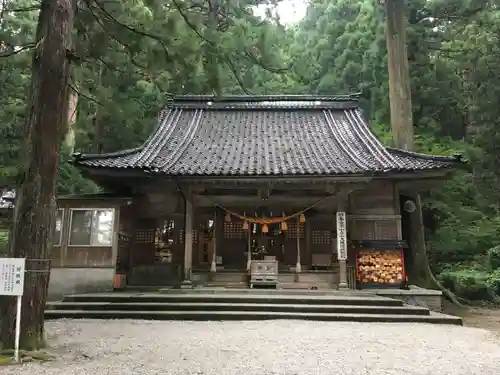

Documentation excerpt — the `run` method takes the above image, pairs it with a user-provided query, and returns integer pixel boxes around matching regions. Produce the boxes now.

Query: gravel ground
[1,319,500,375]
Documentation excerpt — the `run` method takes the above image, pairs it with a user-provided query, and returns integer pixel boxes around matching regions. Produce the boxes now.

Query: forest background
[1,0,500,301]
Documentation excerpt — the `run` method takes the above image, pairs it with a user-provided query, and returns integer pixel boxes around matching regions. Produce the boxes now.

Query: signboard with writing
[336,212,347,261]
[0,258,25,296]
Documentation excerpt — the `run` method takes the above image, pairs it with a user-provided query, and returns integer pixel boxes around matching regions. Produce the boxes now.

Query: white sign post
[0,258,26,363]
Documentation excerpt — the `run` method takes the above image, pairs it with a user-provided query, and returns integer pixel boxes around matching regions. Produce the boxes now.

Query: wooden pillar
[181,196,193,288]
[111,207,121,270]
[246,226,252,271]
[295,217,301,273]
[210,209,217,273]
[336,207,348,289]
[305,220,311,267]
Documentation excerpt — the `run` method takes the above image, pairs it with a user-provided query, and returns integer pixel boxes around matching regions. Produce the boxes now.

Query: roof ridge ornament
[167,94,362,110]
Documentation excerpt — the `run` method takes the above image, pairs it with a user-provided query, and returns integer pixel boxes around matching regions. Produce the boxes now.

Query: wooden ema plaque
[355,248,406,289]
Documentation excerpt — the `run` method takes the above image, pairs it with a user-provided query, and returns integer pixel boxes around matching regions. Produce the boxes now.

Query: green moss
[0,355,13,366]
[17,335,46,352]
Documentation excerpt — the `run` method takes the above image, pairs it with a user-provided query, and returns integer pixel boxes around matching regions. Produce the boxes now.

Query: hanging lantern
[281,221,288,231]
[242,212,249,231]
[225,212,232,222]
[299,213,306,224]
[262,224,269,233]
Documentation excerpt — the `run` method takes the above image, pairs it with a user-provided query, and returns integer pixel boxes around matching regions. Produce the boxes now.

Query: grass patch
[0,349,54,365]
[0,355,13,366]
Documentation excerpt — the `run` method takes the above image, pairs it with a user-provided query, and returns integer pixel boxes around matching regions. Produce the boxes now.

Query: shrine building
[46,95,462,298]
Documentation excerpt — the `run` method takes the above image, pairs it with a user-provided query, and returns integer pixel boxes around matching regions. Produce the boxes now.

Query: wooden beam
[196,195,340,209]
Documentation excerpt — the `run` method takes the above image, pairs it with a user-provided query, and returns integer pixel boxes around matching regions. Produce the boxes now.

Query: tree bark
[384,1,463,305]
[204,0,221,95]
[384,0,431,286]
[65,86,78,153]
[385,0,414,151]
[0,0,74,350]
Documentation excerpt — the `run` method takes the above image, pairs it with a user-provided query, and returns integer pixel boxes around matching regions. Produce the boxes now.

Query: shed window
[69,209,114,246]
[54,209,63,246]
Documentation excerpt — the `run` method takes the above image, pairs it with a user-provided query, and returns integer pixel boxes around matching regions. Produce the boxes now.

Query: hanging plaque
[336,212,347,260]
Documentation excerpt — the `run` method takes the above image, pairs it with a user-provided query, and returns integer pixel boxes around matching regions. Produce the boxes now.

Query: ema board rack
[352,240,407,289]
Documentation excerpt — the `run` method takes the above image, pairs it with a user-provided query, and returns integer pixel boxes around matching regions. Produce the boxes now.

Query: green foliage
[0,231,8,257]
[439,270,492,301]
[57,148,100,195]
[439,269,500,301]
[2,0,500,302]
[487,246,500,270]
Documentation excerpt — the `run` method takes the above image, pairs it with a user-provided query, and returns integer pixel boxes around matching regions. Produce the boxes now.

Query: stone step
[157,287,358,295]
[46,301,430,315]
[61,293,405,306]
[278,282,311,289]
[44,309,462,325]
[204,281,248,288]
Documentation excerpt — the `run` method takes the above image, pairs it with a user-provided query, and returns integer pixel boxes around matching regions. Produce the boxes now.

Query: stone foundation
[374,286,443,312]
[48,267,115,301]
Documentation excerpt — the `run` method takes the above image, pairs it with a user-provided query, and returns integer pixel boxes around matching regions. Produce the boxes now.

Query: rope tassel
[281,221,288,231]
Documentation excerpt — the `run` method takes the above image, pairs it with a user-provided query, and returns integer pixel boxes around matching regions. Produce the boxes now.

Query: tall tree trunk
[93,62,105,153]
[384,1,463,305]
[65,86,78,153]
[384,0,431,286]
[0,0,74,350]
[385,0,414,150]
[204,0,221,95]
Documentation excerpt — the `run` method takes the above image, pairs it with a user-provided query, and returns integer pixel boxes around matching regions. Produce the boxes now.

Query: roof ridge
[159,109,204,172]
[73,105,461,176]
[347,109,401,167]
[134,108,183,167]
[73,146,143,161]
[385,147,464,163]
[171,94,361,102]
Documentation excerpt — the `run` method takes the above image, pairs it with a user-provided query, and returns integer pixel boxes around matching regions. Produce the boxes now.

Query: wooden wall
[53,198,128,268]
[49,180,404,272]
[346,181,402,264]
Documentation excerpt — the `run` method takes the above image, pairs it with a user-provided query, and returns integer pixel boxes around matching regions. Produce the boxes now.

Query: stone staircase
[45,290,463,325]
[201,272,248,288]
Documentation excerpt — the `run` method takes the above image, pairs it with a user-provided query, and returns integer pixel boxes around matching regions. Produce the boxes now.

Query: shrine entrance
[249,223,285,263]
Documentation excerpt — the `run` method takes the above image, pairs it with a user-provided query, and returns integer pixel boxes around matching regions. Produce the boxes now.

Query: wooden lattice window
[154,220,178,247]
[135,229,155,244]
[351,220,399,240]
[312,229,332,245]
[286,223,305,239]
[375,220,398,240]
[179,229,199,244]
[223,222,244,239]
[355,221,375,240]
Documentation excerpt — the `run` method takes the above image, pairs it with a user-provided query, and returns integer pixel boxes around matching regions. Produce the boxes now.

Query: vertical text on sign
[336,212,347,261]
[0,258,26,296]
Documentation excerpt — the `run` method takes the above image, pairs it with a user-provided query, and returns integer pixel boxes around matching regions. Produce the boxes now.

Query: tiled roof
[73,95,461,176]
